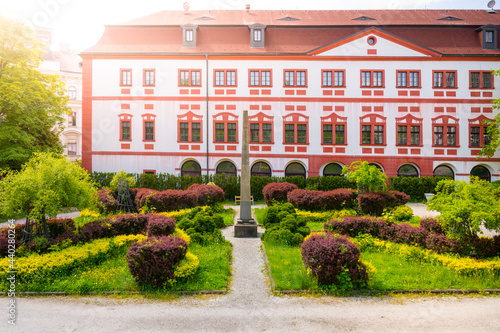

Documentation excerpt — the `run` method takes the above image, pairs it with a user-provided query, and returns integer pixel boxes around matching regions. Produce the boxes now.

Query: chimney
[246,4,250,12]
[183,2,190,15]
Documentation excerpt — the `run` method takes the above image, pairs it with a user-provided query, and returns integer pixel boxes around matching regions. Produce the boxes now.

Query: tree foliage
[342,161,387,193]
[480,69,500,158]
[427,177,500,239]
[110,170,137,191]
[0,152,98,220]
[0,14,70,170]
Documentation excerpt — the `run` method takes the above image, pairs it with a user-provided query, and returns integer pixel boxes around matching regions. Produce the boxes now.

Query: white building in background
[37,29,83,162]
[81,8,500,181]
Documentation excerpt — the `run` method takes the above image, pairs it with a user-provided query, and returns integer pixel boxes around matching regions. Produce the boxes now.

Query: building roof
[82,10,500,56]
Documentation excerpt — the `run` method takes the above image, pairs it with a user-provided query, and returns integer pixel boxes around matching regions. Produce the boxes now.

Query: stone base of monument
[234,219,258,237]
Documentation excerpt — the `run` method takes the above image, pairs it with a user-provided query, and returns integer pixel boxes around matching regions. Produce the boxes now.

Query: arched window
[68,86,77,100]
[251,161,271,177]
[285,162,306,178]
[216,161,237,177]
[323,163,343,177]
[471,165,491,182]
[398,164,418,177]
[181,160,201,177]
[369,163,383,172]
[433,165,454,179]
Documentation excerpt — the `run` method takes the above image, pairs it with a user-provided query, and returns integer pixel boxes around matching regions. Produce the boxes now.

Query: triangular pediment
[308,27,441,57]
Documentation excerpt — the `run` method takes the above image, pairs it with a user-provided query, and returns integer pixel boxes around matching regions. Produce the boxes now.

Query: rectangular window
[323,124,332,144]
[254,29,261,42]
[374,125,384,144]
[122,121,131,140]
[144,70,155,86]
[215,71,225,86]
[250,123,260,142]
[186,29,193,42]
[180,70,201,86]
[285,124,295,143]
[486,31,494,43]
[447,126,456,146]
[215,123,225,142]
[334,71,344,87]
[70,112,76,127]
[362,125,371,144]
[397,125,407,145]
[192,122,201,142]
[215,70,236,86]
[145,121,154,141]
[335,125,345,144]
[68,143,77,156]
[434,71,456,88]
[411,126,420,145]
[397,71,420,88]
[397,72,407,87]
[180,123,189,141]
[470,127,480,147]
[250,71,260,86]
[409,72,419,87]
[361,71,371,87]
[297,124,306,143]
[361,70,383,87]
[227,123,237,142]
[483,73,492,88]
[471,72,480,88]
[250,70,271,87]
[323,71,332,87]
[121,70,131,86]
[470,71,492,89]
[226,71,236,86]
[284,70,307,87]
[262,123,272,143]
[434,126,443,146]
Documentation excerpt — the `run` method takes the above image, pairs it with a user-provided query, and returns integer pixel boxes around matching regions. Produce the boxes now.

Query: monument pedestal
[234,221,258,237]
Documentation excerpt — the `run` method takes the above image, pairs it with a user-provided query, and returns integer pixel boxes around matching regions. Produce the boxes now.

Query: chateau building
[81,8,500,181]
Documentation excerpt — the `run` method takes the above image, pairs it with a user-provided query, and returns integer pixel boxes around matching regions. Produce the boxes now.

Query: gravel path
[1,206,500,332]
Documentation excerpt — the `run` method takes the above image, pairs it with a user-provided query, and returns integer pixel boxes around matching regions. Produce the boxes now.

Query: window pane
[254,29,261,42]
[250,123,259,142]
[485,31,494,43]
[262,123,272,142]
[335,125,345,144]
[373,72,383,87]
[227,123,237,142]
[434,165,454,178]
[145,121,154,140]
[122,121,130,140]
[192,71,200,86]
[145,70,154,86]
[398,125,407,145]
[297,124,306,143]
[470,72,479,88]
[470,127,480,146]
[192,122,201,142]
[398,165,418,177]
[215,123,225,142]
[226,71,236,86]
[334,71,344,87]
[409,72,419,87]
[434,126,443,145]
[186,30,193,42]
[447,126,456,146]
[434,72,443,87]
[180,71,189,86]
[250,71,259,86]
[374,125,384,144]
[483,72,492,88]
[323,71,332,87]
[362,125,371,144]
[397,72,407,87]
[324,163,342,176]
[122,70,131,85]
[296,71,306,86]
[285,124,294,143]
[362,71,371,87]
[262,71,271,86]
[180,122,189,141]
[215,71,224,86]
[411,126,420,145]
[285,71,294,86]
[446,72,455,88]
[323,124,332,144]
[251,162,271,177]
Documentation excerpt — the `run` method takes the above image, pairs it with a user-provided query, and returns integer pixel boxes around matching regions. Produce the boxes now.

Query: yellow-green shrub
[173,251,199,282]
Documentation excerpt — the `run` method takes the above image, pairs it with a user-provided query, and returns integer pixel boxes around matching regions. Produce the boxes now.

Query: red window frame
[177,111,203,143]
[469,70,494,89]
[248,69,273,87]
[432,115,460,147]
[283,69,308,88]
[396,70,421,88]
[321,70,346,88]
[360,114,387,146]
[432,70,457,89]
[320,113,347,145]
[283,113,309,145]
[360,70,385,88]
[212,112,239,143]
[213,69,238,87]
[120,69,132,87]
[143,170,157,175]
[468,115,492,147]
[395,114,423,146]
[143,69,155,87]
[248,112,274,144]
[119,114,133,141]
[178,69,202,87]
[142,114,156,142]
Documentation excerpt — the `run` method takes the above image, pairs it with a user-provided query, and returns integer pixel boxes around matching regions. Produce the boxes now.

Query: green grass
[14,241,232,293]
[264,241,500,292]
[220,208,235,226]
[254,208,266,225]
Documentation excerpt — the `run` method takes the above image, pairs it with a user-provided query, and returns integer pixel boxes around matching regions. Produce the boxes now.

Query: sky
[0,0,493,52]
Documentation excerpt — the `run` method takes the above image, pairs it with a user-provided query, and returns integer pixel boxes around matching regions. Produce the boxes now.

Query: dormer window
[181,24,198,48]
[249,23,266,48]
[477,25,499,50]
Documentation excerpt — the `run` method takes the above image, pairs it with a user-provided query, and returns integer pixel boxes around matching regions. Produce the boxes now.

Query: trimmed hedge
[97,189,119,213]
[147,215,176,237]
[262,182,298,206]
[357,191,409,216]
[389,176,449,201]
[187,183,225,206]
[287,188,356,211]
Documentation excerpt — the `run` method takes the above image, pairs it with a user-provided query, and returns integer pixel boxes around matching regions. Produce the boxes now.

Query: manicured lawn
[263,241,500,292]
[254,208,266,225]
[12,241,232,294]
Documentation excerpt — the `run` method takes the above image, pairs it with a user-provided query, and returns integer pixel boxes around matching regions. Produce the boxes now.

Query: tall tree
[0,14,69,170]
[480,69,500,158]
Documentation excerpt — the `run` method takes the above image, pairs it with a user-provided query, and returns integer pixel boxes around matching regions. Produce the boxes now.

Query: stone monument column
[234,110,258,237]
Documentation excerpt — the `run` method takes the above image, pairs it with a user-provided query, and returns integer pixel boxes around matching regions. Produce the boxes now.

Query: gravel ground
[1,206,499,332]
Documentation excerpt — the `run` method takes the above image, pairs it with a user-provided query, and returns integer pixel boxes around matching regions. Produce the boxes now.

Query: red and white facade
[81,9,500,181]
